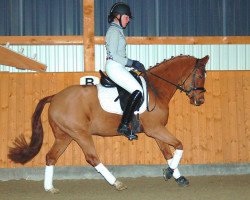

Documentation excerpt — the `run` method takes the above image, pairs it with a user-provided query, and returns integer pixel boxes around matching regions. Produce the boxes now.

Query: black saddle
[99,70,117,88]
[99,70,142,89]
[99,70,143,133]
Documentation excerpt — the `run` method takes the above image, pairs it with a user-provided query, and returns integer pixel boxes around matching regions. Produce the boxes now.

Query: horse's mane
[148,54,194,70]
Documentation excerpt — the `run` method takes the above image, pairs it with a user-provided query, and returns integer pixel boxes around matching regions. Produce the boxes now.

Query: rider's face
[117,14,130,28]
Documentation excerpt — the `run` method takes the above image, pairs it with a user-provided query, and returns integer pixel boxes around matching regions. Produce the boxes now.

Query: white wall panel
[0,44,249,72]
[96,44,250,71]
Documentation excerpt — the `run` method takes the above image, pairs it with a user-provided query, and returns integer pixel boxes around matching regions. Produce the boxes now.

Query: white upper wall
[0,44,249,72]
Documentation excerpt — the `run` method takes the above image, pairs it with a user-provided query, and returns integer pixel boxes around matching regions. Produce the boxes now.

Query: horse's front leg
[144,125,188,186]
[155,139,189,187]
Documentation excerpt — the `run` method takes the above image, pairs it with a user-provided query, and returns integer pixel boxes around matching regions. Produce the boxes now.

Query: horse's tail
[8,95,54,164]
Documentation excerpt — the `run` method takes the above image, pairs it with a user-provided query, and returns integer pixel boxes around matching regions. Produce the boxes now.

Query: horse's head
[147,55,209,107]
[182,55,209,106]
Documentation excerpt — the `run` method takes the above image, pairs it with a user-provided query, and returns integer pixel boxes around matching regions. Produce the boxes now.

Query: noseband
[148,59,206,96]
[182,59,206,96]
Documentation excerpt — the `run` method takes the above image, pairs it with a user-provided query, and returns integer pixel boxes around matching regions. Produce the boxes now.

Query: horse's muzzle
[190,96,205,106]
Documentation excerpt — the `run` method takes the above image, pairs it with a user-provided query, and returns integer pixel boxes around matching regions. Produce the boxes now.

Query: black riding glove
[132,60,146,72]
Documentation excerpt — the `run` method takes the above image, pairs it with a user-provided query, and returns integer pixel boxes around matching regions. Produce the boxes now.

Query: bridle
[147,59,206,97]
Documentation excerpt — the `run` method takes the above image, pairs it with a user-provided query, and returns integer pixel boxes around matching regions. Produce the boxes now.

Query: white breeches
[105,60,143,94]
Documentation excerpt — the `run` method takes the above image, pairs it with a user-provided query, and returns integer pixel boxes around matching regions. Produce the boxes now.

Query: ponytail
[108,13,117,23]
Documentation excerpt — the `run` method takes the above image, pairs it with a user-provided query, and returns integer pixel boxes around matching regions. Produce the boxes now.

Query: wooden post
[83,0,95,71]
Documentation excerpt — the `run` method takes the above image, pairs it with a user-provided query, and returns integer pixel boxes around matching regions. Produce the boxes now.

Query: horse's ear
[200,55,209,66]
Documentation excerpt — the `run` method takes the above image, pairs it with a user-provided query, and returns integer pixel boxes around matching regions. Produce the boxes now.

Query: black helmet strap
[116,15,126,29]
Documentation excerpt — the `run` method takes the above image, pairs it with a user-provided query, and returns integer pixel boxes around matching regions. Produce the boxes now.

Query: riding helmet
[108,2,132,23]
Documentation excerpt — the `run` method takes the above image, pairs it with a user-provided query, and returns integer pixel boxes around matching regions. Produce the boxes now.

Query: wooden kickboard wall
[0,71,249,168]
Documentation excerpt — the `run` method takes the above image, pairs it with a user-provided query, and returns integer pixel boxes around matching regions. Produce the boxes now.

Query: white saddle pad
[96,77,148,115]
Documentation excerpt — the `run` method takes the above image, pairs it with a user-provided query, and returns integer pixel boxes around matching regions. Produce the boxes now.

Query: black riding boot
[117,90,143,140]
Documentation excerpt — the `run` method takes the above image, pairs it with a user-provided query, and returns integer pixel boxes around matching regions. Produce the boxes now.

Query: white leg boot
[167,159,181,179]
[169,149,183,169]
[44,165,59,193]
[163,150,183,180]
[95,163,127,190]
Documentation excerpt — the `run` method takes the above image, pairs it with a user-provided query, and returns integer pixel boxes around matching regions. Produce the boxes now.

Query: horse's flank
[49,85,121,137]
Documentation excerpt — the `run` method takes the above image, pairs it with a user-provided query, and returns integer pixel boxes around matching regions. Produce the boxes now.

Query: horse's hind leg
[74,133,127,190]
[155,139,189,187]
[44,121,72,193]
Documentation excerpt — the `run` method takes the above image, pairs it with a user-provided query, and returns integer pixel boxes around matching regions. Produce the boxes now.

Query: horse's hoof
[46,188,60,194]
[163,167,174,180]
[114,180,127,191]
[175,176,189,187]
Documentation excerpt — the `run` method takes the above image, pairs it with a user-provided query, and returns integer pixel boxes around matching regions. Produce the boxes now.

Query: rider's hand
[132,60,146,72]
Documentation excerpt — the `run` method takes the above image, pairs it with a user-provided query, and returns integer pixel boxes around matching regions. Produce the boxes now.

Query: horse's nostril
[191,97,205,106]
[199,99,205,104]
[196,99,205,106]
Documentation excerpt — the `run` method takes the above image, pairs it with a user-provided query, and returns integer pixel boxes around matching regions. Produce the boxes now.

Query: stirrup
[117,124,138,140]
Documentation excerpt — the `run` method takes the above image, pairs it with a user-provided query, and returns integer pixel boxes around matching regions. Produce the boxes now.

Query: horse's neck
[149,57,195,102]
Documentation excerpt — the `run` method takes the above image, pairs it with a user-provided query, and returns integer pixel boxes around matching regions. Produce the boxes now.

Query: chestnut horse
[8,55,209,193]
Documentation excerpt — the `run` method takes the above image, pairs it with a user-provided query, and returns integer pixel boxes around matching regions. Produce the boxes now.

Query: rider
[105,2,144,140]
